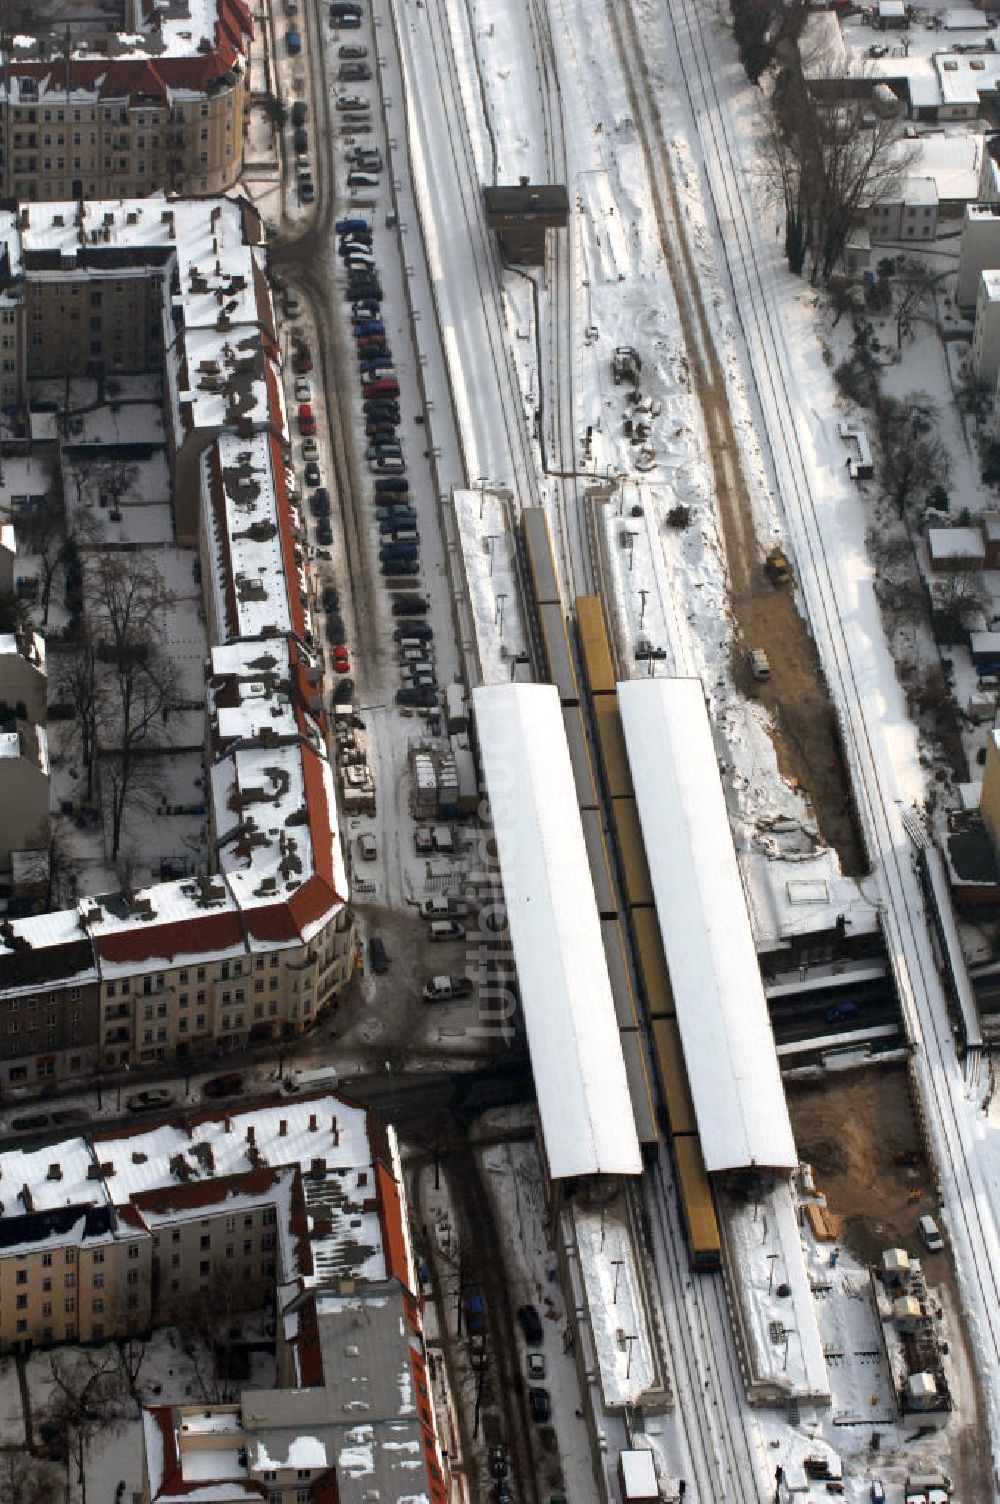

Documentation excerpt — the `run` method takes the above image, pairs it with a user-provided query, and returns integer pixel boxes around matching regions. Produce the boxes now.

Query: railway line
[659,0,1000,1452]
[395,0,540,512]
[521,510,766,1499]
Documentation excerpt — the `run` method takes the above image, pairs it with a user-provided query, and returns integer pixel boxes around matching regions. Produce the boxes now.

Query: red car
[202,1072,244,1099]
[293,344,313,373]
[297,403,316,435]
[332,646,351,672]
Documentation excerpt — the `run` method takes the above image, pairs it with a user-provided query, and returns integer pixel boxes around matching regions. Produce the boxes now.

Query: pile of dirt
[787,1065,930,1264]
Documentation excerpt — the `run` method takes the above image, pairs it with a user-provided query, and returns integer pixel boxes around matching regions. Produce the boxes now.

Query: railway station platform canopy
[473,683,643,1179]
[618,678,797,1174]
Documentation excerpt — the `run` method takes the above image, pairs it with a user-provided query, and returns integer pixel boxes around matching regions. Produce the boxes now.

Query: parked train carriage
[580,807,617,920]
[611,795,654,909]
[619,1027,659,1146]
[602,917,639,1029]
[537,599,580,707]
[522,506,561,606]
[631,905,675,1020]
[592,696,633,800]
[673,1134,723,1271]
[651,1016,698,1138]
[575,593,617,696]
[562,706,598,810]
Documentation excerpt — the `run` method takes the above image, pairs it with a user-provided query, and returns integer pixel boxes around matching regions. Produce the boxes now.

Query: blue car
[336,216,369,234]
[824,1002,859,1024]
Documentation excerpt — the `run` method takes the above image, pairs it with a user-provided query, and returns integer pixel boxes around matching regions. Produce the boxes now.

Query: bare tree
[760,53,914,282]
[62,455,93,514]
[87,553,178,857]
[167,1267,247,1404]
[876,392,951,520]
[15,493,66,626]
[116,1325,152,1404]
[54,634,108,804]
[0,1453,62,1504]
[93,455,139,512]
[893,258,945,350]
[731,0,810,83]
[933,565,987,640]
[44,1348,128,1504]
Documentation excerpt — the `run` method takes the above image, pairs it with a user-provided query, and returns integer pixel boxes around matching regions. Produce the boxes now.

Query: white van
[429,919,465,941]
[918,1214,943,1252]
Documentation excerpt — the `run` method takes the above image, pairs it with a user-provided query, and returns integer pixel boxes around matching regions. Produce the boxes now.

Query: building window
[92,1299,103,1314]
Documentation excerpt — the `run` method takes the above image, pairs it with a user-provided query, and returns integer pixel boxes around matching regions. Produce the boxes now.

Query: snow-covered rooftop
[474,683,642,1179]
[898,130,981,201]
[0,192,347,972]
[0,1093,392,1288]
[3,0,252,84]
[618,679,797,1173]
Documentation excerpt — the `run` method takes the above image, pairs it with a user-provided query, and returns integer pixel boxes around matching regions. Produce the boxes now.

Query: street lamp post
[611,1258,624,1305]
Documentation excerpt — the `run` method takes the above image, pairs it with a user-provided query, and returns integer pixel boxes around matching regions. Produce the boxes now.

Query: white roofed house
[867,175,939,244]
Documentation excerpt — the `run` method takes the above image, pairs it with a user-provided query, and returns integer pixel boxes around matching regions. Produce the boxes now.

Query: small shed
[619,1450,658,1504]
[982,511,1000,568]
[892,1294,923,1331]
[445,681,468,734]
[881,1246,912,1288]
[926,525,986,572]
[877,0,908,28]
[906,1371,939,1409]
[484,184,570,265]
[971,630,1000,672]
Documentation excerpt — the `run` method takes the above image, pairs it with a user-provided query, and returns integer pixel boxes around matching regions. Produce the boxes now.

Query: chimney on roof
[224,1116,231,1132]
[246,1124,255,1145]
[47,1163,62,1181]
[310,1157,327,1181]
[331,1116,340,1146]
[20,1183,33,1212]
[308,1113,317,1132]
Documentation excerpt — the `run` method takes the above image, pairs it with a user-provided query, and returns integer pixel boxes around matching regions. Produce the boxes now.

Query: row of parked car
[335,214,438,712]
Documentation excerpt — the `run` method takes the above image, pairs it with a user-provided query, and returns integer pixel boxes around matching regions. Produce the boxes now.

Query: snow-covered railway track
[660,0,1000,1460]
[639,1157,763,1503]
[394,0,539,512]
[520,0,596,599]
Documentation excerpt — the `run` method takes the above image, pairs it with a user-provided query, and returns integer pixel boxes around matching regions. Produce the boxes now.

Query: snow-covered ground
[648,0,1000,1487]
